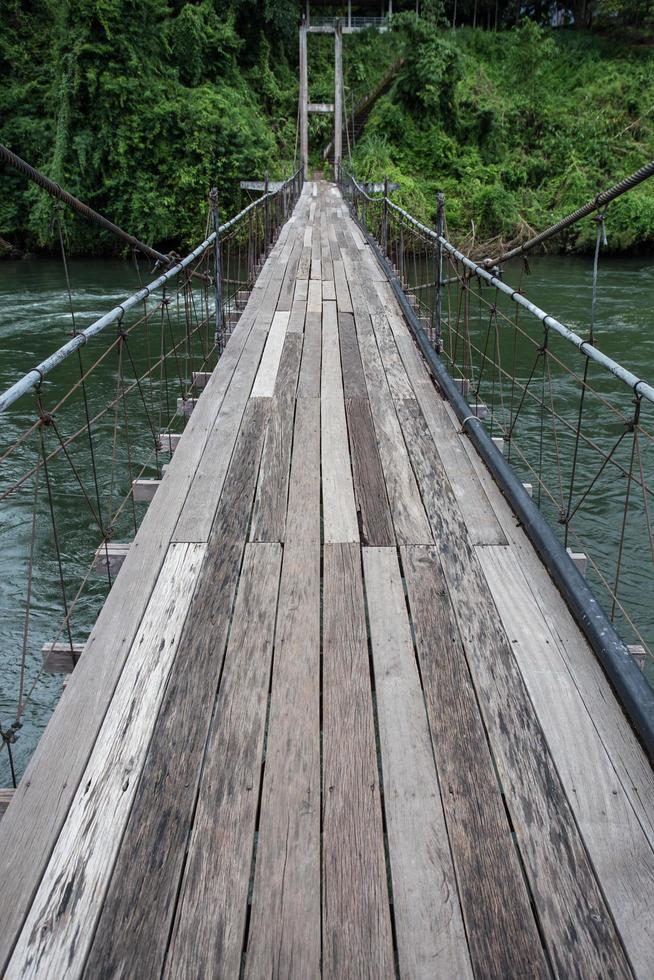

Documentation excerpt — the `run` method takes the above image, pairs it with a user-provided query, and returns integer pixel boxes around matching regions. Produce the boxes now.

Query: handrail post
[247,209,255,285]
[382,175,389,256]
[209,187,225,353]
[264,170,270,251]
[434,190,445,353]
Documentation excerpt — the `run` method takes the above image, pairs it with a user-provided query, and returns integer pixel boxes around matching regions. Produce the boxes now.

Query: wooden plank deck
[0,181,653,979]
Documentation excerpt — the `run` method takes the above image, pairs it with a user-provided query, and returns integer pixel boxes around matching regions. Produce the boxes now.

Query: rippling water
[0,253,652,786]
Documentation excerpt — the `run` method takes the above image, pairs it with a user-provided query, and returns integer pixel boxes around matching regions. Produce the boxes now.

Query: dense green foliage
[353,17,654,250]
[1,1,653,255]
[0,0,299,253]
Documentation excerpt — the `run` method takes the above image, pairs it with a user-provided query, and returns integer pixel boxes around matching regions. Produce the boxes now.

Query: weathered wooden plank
[92,540,130,577]
[367,309,415,401]
[297,245,312,279]
[296,309,321,399]
[310,258,322,281]
[172,308,274,543]
[333,259,352,313]
[251,335,302,542]
[455,412,654,845]
[363,547,473,979]
[132,477,161,503]
[0,790,14,821]
[345,398,394,547]
[338,311,367,399]
[0,283,263,973]
[41,642,85,673]
[251,309,290,397]
[321,301,359,543]
[401,544,550,978]
[394,334,507,546]
[245,399,321,978]
[294,278,309,303]
[307,278,322,313]
[165,543,282,979]
[353,307,432,545]
[8,543,206,979]
[322,542,394,979]
[84,399,269,980]
[322,279,336,300]
[277,238,303,311]
[398,399,634,979]
[477,543,654,979]
[288,293,306,333]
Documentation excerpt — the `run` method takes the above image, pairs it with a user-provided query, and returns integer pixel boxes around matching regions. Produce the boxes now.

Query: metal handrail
[385,198,654,406]
[0,170,301,414]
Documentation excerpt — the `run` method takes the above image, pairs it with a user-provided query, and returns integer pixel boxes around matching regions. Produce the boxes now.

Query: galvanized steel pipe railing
[343,189,654,757]
[0,169,302,414]
[385,198,654,406]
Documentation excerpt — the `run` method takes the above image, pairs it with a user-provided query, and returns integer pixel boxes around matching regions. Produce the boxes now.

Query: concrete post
[299,23,309,180]
[334,23,343,180]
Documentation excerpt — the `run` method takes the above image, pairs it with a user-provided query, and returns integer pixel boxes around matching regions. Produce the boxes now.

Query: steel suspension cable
[0,143,172,266]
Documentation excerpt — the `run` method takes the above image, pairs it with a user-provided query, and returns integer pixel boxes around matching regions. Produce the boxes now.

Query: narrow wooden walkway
[1,182,653,979]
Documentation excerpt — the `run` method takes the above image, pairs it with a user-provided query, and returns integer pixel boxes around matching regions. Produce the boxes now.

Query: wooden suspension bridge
[0,178,653,978]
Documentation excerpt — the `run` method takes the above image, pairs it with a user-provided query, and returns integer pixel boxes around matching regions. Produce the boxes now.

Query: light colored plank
[322,542,394,979]
[8,543,206,979]
[251,310,290,398]
[165,543,282,978]
[321,301,359,543]
[294,277,308,302]
[246,399,321,978]
[363,547,473,980]
[322,279,336,301]
[307,278,322,313]
[477,543,654,979]
[251,335,302,542]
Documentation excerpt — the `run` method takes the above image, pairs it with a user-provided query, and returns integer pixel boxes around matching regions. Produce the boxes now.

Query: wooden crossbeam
[41,643,85,673]
[0,790,14,821]
[158,433,182,454]
[92,542,130,577]
[132,479,161,503]
[192,371,212,391]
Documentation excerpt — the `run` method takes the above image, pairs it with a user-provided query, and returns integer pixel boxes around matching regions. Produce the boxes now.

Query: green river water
[0,253,652,786]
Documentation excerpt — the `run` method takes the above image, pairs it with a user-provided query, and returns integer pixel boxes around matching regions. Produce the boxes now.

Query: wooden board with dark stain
[322,542,395,980]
